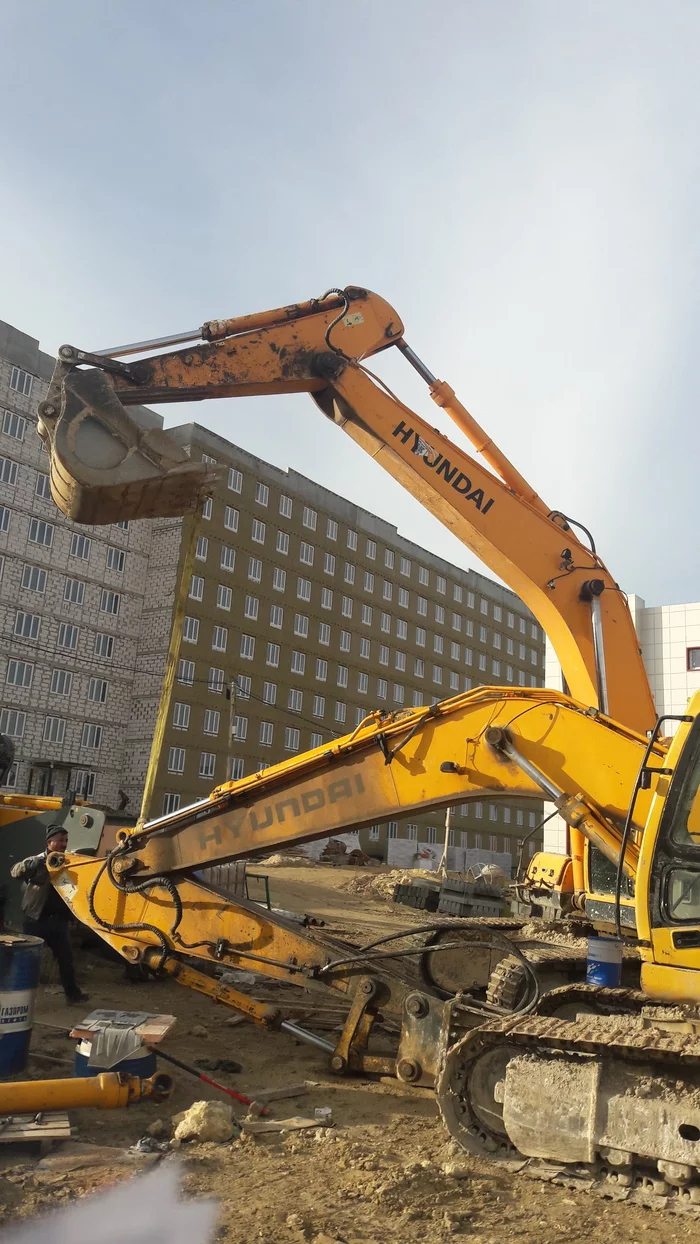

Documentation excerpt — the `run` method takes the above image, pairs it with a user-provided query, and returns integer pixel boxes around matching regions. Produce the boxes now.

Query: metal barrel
[0,934,43,1076]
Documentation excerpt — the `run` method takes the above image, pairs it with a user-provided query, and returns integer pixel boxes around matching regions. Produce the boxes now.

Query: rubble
[172,1099,237,1143]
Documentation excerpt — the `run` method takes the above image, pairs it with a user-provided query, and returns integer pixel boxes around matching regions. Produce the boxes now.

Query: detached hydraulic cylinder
[0,1072,173,1113]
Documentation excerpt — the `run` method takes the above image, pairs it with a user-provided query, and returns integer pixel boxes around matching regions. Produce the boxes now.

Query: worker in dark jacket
[11,824,88,1004]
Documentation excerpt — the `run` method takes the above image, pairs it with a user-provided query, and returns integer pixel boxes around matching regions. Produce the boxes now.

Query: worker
[11,825,89,1005]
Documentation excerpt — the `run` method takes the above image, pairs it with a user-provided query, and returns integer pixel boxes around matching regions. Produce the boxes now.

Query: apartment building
[0,319,164,809]
[0,315,546,867]
[136,422,547,868]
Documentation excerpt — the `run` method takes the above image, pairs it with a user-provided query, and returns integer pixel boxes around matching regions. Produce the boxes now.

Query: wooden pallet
[0,1111,72,1144]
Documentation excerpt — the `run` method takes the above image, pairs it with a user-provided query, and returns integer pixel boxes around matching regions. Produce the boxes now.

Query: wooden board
[0,1112,71,1142]
[69,1011,176,1044]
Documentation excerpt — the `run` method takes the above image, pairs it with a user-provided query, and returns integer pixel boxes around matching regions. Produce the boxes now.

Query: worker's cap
[46,824,67,841]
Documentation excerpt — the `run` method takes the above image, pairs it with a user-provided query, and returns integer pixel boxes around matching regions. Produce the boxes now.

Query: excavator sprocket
[437,1005,700,1215]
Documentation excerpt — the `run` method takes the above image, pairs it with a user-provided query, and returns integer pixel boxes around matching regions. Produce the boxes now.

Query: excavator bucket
[37,365,222,525]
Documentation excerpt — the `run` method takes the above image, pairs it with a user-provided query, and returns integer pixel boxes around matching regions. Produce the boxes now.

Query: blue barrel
[0,934,43,1077]
[586,935,623,987]
[73,1040,157,1078]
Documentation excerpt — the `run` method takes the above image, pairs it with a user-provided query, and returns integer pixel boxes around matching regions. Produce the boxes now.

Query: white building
[543,593,700,853]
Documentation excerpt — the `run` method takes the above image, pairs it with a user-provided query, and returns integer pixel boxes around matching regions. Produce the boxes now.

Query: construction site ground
[0,863,696,1244]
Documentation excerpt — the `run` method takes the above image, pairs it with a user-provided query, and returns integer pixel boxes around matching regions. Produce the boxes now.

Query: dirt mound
[263,853,315,867]
[344,868,439,900]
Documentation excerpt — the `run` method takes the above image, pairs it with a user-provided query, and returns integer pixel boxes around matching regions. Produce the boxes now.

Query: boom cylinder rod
[591,594,610,715]
[397,339,550,517]
[94,329,204,358]
[280,1021,335,1054]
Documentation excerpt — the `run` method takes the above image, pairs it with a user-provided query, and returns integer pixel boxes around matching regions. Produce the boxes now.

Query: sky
[1,0,699,606]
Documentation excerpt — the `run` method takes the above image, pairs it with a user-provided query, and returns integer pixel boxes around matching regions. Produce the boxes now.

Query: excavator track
[437,1005,700,1216]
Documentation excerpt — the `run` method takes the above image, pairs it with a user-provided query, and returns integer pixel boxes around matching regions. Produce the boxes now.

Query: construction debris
[172,1100,238,1143]
[241,1115,328,1136]
[250,1082,311,1104]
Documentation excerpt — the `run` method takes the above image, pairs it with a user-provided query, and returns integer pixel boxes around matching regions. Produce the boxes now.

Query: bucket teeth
[38,366,222,525]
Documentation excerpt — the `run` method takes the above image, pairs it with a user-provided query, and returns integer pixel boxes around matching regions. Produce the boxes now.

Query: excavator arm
[46,686,667,1081]
[37,286,654,733]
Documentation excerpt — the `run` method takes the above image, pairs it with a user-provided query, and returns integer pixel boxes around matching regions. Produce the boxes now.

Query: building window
[167,746,185,775]
[10,366,33,397]
[414,658,424,678]
[345,529,358,552]
[22,565,47,593]
[396,588,408,609]
[478,654,487,672]
[489,804,498,822]
[379,645,389,666]
[199,752,216,779]
[377,678,388,699]
[359,638,371,659]
[415,627,426,648]
[81,723,103,751]
[395,651,406,671]
[190,574,204,601]
[380,613,391,634]
[87,677,109,704]
[173,702,191,730]
[449,671,459,691]
[493,632,502,650]
[297,577,311,601]
[6,659,34,688]
[300,541,314,566]
[436,575,446,595]
[2,411,26,441]
[361,604,372,626]
[0,506,10,533]
[255,481,269,507]
[319,622,330,645]
[450,641,460,662]
[302,506,317,531]
[100,589,120,616]
[489,835,498,853]
[235,674,251,700]
[270,605,284,628]
[203,709,220,736]
[451,613,462,633]
[369,825,379,841]
[244,595,259,620]
[176,658,194,686]
[394,619,407,642]
[208,666,224,693]
[273,567,287,593]
[393,684,404,704]
[398,556,410,577]
[0,708,25,740]
[259,721,274,747]
[341,596,353,618]
[251,518,266,544]
[326,518,338,541]
[294,613,309,638]
[266,642,280,667]
[28,518,54,548]
[475,802,483,819]
[365,539,377,560]
[435,604,445,625]
[217,584,232,611]
[114,520,129,531]
[162,793,181,815]
[418,567,429,586]
[432,665,442,684]
[232,715,248,741]
[277,531,289,555]
[224,506,239,532]
[201,496,213,520]
[688,648,700,671]
[492,659,501,677]
[335,702,346,724]
[94,632,114,660]
[480,598,489,615]
[229,758,244,780]
[0,457,18,485]
[196,535,208,560]
[285,726,301,751]
[519,618,527,634]
[434,635,444,655]
[382,581,393,602]
[493,605,502,622]
[313,694,325,716]
[201,454,217,465]
[15,611,40,640]
[258,680,276,707]
[453,585,463,603]
[337,665,349,689]
[278,494,293,519]
[321,587,333,610]
[357,671,369,694]
[465,619,474,637]
[364,571,374,593]
[291,651,306,675]
[288,688,303,714]
[105,545,125,574]
[228,467,242,493]
[240,634,255,660]
[183,616,200,644]
[338,630,350,653]
[426,826,436,844]
[247,556,262,583]
[220,545,235,573]
[344,563,355,585]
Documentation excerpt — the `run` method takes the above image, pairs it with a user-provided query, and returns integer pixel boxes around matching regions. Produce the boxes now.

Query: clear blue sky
[1,0,698,605]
